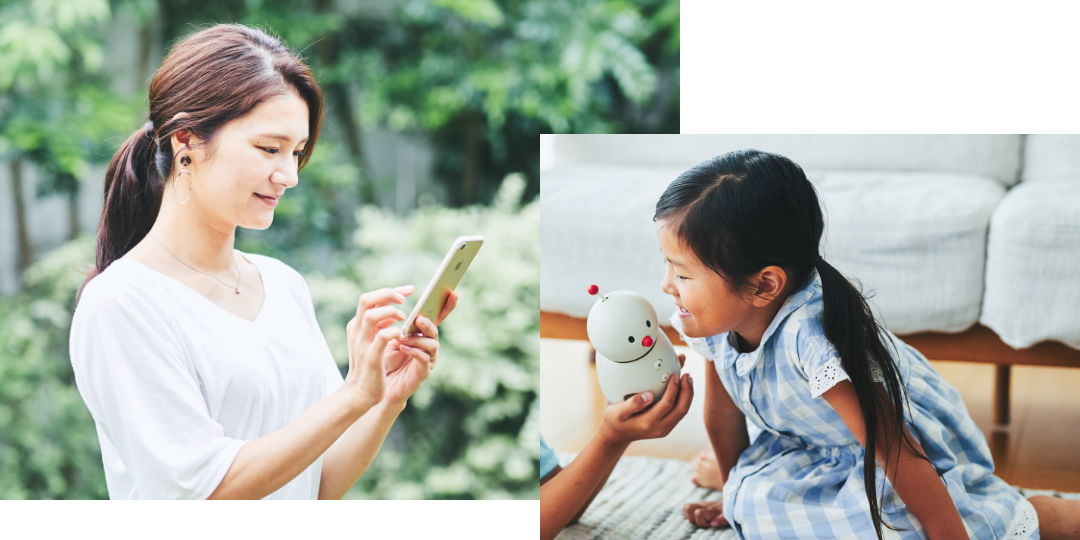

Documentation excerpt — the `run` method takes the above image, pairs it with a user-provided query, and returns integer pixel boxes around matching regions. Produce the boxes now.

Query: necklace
[147,232,242,294]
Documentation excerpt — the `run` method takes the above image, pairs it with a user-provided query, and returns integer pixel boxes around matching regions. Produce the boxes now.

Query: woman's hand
[342,286,413,409]
[380,291,459,406]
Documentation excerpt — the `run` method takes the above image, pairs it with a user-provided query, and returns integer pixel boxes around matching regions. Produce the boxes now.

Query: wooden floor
[539,338,1080,493]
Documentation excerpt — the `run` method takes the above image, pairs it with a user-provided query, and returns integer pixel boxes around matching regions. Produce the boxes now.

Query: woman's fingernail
[710,519,719,527]
[640,392,653,404]
[395,294,406,302]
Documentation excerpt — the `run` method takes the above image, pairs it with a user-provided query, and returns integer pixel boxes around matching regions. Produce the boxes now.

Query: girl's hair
[654,149,936,540]
[78,23,324,301]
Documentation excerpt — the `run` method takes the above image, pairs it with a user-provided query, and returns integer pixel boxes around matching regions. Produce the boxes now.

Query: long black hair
[654,149,936,540]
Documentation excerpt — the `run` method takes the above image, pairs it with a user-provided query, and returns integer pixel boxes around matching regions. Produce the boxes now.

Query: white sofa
[540,135,1080,422]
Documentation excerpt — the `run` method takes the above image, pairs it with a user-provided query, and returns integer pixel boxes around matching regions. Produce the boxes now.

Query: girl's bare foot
[690,449,725,491]
[684,500,730,528]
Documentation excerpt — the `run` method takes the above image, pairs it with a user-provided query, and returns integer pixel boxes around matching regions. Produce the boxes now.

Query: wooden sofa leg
[993,364,1011,426]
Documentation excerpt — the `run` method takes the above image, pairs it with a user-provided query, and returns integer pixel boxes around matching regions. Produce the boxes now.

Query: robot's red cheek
[642,336,654,348]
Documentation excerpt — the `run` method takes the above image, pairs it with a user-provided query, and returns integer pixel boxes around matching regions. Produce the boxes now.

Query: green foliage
[0,0,143,199]
[0,0,110,91]
[306,174,539,499]
[0,236,106,499]
[353,0,666,135]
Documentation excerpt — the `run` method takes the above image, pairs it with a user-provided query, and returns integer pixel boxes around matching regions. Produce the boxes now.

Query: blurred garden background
[0,0,678,499]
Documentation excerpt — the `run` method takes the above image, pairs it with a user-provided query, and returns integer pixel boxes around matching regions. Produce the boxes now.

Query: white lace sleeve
[668,310,714,361]
[809,357,885,398]
[810,357,848,398]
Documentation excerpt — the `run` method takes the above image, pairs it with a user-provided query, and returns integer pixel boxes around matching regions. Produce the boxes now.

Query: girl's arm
[822,380,969,540]
[703,358,749,484]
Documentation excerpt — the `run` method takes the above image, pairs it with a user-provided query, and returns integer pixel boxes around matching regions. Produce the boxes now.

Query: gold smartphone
[402,235,484,335]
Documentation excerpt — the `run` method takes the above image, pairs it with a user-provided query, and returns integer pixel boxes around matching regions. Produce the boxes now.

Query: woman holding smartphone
[68,23,456,500]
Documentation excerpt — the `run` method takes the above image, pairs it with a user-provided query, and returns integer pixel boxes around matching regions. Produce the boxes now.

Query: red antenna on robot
[588,284,599,295]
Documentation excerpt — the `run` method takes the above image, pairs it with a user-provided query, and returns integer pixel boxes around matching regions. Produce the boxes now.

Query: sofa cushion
[541,165,681,321]
[553,135,1024,186]
[1023,135,1080,183]
[981,181,1080,349]
[541,166,1004,335]
[817,170,1004,333]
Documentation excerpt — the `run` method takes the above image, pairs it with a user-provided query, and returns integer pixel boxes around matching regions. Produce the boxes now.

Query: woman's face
[171,91,309,231]
[656,219,755,339]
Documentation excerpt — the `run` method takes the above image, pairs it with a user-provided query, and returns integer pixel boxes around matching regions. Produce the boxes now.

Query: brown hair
[78,23,323,301]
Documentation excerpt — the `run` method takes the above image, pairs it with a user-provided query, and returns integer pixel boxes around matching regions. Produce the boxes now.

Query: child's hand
[596,368,693,447]
[683,500,729,528]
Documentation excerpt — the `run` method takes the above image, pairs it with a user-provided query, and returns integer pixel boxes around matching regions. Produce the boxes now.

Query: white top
[68,251,345,499]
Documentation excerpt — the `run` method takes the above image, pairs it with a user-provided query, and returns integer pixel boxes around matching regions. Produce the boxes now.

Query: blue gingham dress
[671,272,1039,539]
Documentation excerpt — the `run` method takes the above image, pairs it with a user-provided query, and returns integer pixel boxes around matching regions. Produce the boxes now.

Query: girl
[68,24,455,499]
[656,150,1080,539]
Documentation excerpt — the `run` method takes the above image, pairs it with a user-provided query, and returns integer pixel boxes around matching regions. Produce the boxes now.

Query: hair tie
[142,121,159,149]
[815,255,823,264]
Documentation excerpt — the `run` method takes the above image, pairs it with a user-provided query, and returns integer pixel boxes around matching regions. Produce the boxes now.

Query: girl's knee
[1028,495,1080,540]
[1028,496,1055,524]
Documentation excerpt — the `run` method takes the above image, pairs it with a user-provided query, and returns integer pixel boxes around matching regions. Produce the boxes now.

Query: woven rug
[554,453,1080,540]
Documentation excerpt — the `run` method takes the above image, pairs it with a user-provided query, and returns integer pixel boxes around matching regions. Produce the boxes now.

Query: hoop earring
[175,169,193,204]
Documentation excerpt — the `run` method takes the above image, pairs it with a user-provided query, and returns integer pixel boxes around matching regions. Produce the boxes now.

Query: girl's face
[656,219,756,339]
[652,217,790,343]
[170,91,309,231]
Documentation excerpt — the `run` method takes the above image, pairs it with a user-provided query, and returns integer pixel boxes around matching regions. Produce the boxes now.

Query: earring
[175,169,192,204]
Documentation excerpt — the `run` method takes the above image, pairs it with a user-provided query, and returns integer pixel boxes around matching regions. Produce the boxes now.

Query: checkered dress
[671,272,1039,540]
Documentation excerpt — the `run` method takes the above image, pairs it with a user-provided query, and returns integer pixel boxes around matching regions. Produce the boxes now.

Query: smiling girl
[656,150,1080,539]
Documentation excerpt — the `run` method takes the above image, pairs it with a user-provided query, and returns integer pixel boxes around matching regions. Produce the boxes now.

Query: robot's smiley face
[587,290,661,362]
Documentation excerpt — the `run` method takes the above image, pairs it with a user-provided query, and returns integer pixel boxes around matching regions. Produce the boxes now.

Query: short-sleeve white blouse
[68,251,345,499]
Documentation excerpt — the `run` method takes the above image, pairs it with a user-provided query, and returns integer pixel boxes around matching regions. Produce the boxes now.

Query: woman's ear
[167,112,197,171]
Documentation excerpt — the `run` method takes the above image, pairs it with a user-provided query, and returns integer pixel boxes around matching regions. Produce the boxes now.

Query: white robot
[586,285,681,403]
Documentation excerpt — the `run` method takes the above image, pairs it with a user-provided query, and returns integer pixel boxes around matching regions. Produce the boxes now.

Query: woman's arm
[702,358,749,485]
[208,386,378,499]
[822,380,969,540]
[317,399,405,499]
[317,295,458,499]
[210,287,409,499]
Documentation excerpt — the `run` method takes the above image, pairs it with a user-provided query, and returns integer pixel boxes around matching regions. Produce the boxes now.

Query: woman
[68,23,456,500]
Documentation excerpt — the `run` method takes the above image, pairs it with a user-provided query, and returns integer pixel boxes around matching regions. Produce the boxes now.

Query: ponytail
[655,149,938,540]
[77,122,166,303]
[813,257,936,539]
